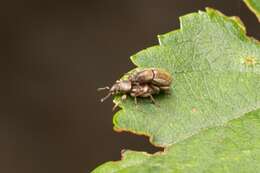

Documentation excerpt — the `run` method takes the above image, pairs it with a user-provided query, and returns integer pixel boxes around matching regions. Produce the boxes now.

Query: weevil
[129,68,172,89]
[98,68,172,110]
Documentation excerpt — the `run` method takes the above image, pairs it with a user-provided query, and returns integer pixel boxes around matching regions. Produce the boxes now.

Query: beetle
[98,68,172,110]
[129,68,172,90]
[98,82,160,110]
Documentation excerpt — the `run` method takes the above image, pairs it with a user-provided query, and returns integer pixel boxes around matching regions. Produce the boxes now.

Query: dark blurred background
[0,0,259,172]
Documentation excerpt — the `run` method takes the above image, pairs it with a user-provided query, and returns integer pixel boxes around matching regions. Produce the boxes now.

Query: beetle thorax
[110,80,132,94]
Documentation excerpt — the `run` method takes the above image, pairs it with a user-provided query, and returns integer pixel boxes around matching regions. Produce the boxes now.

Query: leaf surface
[92,8,260,173]
[114,8,260,147]
[94,109,260,173]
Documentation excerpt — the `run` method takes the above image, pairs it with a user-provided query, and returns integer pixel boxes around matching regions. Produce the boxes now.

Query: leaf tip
[205,7,246,33]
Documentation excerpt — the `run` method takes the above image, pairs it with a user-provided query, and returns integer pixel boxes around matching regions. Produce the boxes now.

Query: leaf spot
[241,56,257,66]
[191,108,198,113]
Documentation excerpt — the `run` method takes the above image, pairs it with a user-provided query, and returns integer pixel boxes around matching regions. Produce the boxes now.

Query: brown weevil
[98,68,172,110]
[130,68,172,87]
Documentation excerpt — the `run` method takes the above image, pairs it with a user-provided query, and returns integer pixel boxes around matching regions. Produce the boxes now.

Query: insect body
[130,68,172,86]
[98,68,172,110]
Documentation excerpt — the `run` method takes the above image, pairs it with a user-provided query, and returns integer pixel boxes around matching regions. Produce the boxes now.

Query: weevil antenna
[100,93,112,102]
[97,86,110,91]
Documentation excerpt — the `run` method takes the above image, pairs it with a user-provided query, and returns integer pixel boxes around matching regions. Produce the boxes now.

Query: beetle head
[110,80,131,93]
[98,80,132,102]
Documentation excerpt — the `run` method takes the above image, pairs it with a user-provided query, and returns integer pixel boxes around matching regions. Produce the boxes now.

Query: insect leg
[150,84,160,94]
[159,86,170,91]
[134,97,138,105]
[121,94,127,101]
[112,102,119,111]
[159,86,171,94]
[149,94,156,104]
[112,95,127,111]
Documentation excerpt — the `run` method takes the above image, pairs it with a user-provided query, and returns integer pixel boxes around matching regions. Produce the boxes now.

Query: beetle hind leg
[149,94,159,107]
[149,94,156,104]
[160,86,171,94]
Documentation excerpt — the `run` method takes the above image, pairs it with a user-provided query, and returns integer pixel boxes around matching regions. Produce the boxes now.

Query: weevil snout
[98,80,132,102]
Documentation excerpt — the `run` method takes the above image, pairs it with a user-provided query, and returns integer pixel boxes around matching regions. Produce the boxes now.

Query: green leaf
[92,8,260,172]
[244,0,260,22]
[93,109,260,173]
[113,8,260,147]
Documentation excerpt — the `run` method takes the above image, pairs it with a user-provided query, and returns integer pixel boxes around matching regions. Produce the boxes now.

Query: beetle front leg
[121,94,127,101]
[112,102,119,111]
[112,94,127,111]
[130,92,138,105]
